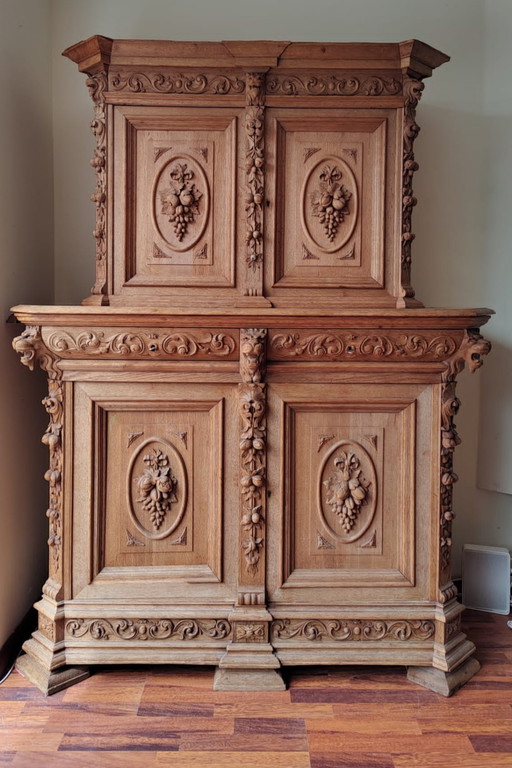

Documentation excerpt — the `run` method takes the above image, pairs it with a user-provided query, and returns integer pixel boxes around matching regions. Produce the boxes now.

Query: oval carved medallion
[318,440,376,542]
[127,437,187,540]
[153,155,209,252]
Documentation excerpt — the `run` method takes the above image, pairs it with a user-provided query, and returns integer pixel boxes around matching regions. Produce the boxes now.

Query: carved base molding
[16,652,89,696]
[407,657,481,697]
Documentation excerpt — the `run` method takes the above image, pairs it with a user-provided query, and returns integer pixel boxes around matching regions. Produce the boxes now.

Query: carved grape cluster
[136,449,177,530]
[324,451,370,533]
[311,165,351,242]
[160,163,202,241]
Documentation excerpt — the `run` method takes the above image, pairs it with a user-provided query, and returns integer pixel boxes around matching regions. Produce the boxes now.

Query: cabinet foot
[16,653,89,696]
[213,667,286,691]
[407,657,480,697]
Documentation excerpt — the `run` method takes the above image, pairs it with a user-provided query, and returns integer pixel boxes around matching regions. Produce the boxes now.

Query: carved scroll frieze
[272,619,435,642]
[86,72,108,299]
[266,74,402,97]
[310,164,352,242]
[245,73,265,270]
[13,326,60,378]
[401,76,424,299]
[239,328,267,577]
[42,380,64,573]
[110,71,245,95]
[66,618,232,641]
[45,329,237,359]
[269,330,460,361]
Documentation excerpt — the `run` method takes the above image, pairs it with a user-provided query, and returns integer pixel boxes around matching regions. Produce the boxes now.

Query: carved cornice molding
[271,619,435,641]
[110,71,245,95]
[269,330,461,362]
[45,329,237,359]
[401,76,424,300]
[266,74,402,97]
[66,618,232,641]
[12,326,61,379]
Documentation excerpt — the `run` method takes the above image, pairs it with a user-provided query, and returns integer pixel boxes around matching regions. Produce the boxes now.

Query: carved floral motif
[311,165,352,242]
[45,330,237,358]
[239,329,267,576]
[233,622,267,643]
[136,449,178,531]
[323,451,370,533]
[266,74,401,97]
[270,331,459,361]
[42,380,64,569]
[66,618,232,641]
[272,619,435,642]
[110,71,245,95]
[245,73,265,269]
[86,72,108,299]
[160,163,202,241]
[401,76,424,299]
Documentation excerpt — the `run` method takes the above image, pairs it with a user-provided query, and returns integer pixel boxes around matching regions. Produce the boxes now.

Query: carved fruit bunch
[311,165,351,242]
[160,163,202,241]
[324,451,370,533]
[136,449,178,530]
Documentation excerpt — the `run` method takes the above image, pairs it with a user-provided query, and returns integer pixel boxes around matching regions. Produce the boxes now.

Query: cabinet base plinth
[213,666,286,691]
[407,657,480,697]
[15,653,89,696]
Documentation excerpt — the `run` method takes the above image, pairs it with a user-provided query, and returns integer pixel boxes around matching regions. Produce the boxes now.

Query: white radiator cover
[462,544,511,615]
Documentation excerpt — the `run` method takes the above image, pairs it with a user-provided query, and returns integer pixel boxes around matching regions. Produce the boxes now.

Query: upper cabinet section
[63,37,449,309]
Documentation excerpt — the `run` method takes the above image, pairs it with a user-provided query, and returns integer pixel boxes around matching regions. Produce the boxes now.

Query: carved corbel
[12,326,61,379]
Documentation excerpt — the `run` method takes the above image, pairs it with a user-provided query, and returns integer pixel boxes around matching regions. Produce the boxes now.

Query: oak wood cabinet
[12,37,492,696]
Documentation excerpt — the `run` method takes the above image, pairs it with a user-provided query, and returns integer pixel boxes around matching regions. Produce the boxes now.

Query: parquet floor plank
[0,610,510,766]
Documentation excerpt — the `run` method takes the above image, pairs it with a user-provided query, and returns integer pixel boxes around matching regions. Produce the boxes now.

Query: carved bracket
[12,326,61,379]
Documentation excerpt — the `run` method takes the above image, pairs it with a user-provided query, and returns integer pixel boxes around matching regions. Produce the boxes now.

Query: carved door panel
[112,105,242,301]
[264,108,399,301]
[70,380,238,607]
[266,381,438,606]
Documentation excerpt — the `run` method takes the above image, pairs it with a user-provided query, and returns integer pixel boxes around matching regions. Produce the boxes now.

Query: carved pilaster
[400,76,424,301]
[243,73,266,298]
[438,329,491,595]
[238,329,267,591]
[86,71,109,302]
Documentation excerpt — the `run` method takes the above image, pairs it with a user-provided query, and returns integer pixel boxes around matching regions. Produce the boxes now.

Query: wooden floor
[1,610,511,767]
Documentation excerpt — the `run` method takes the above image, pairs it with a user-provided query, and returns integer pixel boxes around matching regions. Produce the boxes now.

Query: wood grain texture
[1,612,512,767]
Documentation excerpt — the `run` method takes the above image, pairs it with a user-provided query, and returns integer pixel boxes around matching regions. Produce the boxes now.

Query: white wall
[0,0,54,649]
[2,0,509,651]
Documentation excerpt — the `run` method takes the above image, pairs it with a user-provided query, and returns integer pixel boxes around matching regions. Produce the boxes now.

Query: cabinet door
[70,380,238,608]
[267,381,438,606]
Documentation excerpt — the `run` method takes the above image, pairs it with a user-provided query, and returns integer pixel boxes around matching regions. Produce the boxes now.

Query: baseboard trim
[0,607,37,682]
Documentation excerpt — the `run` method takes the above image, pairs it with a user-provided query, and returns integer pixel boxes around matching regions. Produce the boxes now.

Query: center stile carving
[245,73,265,270]
[239,329,267,576]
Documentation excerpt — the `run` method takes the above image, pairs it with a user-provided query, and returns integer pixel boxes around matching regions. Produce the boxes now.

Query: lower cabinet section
[11,315,491,696]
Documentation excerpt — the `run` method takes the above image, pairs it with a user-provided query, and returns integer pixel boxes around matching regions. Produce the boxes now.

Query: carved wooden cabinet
[12,38,492,696]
